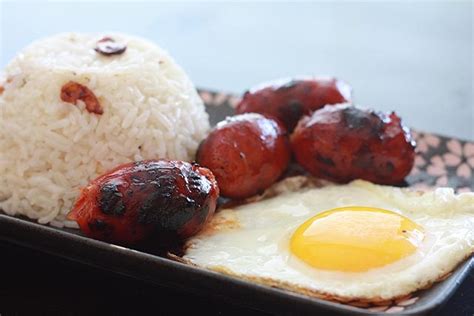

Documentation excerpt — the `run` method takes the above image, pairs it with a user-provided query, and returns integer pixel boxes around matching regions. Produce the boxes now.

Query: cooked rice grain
[0,33,210,226]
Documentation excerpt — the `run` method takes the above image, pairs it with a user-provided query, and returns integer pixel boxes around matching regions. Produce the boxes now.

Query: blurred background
[1,1,472,140]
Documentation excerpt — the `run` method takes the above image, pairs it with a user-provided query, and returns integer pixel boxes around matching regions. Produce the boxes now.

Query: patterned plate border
[197,89,474,313]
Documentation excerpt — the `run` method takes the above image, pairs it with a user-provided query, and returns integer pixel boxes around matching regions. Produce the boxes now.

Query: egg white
[183,179,474,301]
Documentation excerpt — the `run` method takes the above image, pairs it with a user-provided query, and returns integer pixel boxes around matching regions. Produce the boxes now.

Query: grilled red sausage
[197,113,291,199]
[68,160,219,245]
[236,77,352,131]
[291,104,416,184]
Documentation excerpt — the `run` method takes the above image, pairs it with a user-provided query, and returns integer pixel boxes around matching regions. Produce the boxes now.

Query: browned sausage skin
[236,77,352,131]
[68,160,219,245]
[197,113,291,199]
[291,104,416,184]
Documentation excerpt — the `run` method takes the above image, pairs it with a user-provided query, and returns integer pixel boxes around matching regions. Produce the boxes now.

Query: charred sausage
[68,160,219,245]
[236,77,352,131]
[290,104,416,184]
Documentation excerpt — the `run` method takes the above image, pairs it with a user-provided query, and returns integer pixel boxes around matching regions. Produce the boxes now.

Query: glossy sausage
[68,160,219,245]
[197,113,291,199]
[291,104,416,184]
[236,77,352,131]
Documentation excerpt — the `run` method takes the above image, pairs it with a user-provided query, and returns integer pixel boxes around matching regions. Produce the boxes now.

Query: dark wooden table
[0,241,472,315]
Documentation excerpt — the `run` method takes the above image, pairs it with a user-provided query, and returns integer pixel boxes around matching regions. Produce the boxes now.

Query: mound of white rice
[0,33,210,227]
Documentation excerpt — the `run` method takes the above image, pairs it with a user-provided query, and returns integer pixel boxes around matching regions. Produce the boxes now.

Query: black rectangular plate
[1,90,473,315]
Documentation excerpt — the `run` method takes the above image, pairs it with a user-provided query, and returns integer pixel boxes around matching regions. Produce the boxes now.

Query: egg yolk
[290,206,424,272]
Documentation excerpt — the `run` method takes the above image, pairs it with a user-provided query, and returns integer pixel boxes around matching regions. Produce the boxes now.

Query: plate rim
[1,214,472,316]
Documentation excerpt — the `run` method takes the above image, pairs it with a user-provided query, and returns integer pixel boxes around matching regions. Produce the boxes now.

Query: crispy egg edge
[171,176,473,304]
[168,251,470,307]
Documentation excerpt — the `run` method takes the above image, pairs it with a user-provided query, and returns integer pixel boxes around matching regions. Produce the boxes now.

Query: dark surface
[0,240,472,316]
[0,241,267,316]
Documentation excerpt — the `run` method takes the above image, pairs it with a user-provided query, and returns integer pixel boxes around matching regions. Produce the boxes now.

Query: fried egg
[183,179,474,302]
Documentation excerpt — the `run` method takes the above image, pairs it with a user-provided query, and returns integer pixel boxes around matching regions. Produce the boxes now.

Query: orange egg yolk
[290,206,424,272]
